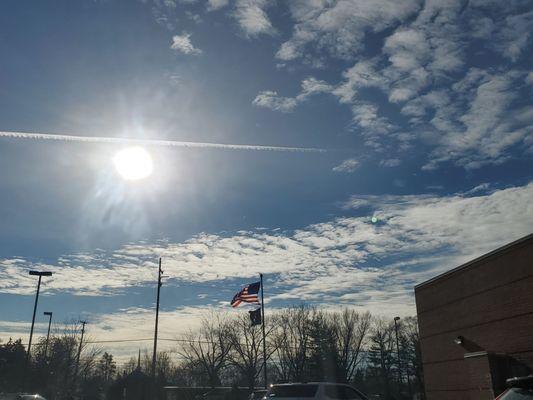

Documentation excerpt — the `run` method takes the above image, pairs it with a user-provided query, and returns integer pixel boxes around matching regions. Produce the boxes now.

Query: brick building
[415,234,533,400]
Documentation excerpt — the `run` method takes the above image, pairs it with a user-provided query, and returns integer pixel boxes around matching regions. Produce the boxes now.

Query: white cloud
[276,0,422,61]
[380,158,401,167]
[332,158,360,173]
[252,78,332,112]
[332,60,388,103]
[494,11,533,62]
[2,183,532,307]
[206,0,229,11]
[525,72,533,86]
[2,184,533,357]
[233,0,275,37]
[424,69,532,169]
[253,2,533,167]
[252,90,298,112]
[0,306,209,363]
[349,102,394,146]
[170,33,202,55]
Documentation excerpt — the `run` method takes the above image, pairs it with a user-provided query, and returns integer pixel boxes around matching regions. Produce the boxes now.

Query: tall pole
[27,275,42,362]
[152,258,162,380]
[74,320,87,381]
[394,317,403,394]
[260,273,267,388]
[26,270,52,362]
[43,312,53,358]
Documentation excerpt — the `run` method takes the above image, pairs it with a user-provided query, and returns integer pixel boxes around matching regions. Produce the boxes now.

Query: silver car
[266,383,368,400]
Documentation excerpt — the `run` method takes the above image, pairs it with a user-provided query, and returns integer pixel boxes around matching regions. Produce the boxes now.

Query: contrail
[0,130,328,153]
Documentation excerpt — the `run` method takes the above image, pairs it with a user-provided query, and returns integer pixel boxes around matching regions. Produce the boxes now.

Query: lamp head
[29,271,53,277]
[44,312,52,316]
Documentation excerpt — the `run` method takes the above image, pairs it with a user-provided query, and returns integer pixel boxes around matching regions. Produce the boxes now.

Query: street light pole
[27,270,52,361]
[43,311,53,358]
[394,317,403,393]
[152,258,163,380]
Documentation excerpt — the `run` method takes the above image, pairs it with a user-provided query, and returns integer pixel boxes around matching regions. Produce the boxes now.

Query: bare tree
[227,313,276,389]
[367,317,396,400]
[333,309,372,383]
[271,305,313,382]
[400,316,425,398]
[178,313,232,387]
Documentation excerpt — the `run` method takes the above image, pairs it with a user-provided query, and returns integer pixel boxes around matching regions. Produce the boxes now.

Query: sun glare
[113,146,153,181]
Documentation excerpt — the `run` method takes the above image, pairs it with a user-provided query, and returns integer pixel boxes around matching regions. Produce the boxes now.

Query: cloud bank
[2,182,531,306]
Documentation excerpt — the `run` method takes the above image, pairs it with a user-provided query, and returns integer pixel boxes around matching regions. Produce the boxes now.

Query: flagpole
[260,273,268,388]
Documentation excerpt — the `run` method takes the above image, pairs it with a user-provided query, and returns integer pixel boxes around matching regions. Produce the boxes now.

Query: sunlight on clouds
[1,183,532,305]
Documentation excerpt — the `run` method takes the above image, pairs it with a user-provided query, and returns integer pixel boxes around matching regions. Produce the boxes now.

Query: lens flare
[113,146,153,181]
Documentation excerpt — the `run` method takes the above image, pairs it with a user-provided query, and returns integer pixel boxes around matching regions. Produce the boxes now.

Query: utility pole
[152,258,163,380]
[260,273,267,388]
[74,320,87,382]
[27,270,52,361]
[394,317,403,394]
[43,311,53,358]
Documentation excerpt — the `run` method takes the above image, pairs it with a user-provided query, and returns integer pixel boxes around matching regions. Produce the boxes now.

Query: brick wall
[415,234,533,400]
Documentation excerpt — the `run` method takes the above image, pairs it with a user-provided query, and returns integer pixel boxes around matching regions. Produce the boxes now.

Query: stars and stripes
[230,281,261,307]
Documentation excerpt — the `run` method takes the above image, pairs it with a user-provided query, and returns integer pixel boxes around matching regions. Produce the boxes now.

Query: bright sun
[113,146,153,181]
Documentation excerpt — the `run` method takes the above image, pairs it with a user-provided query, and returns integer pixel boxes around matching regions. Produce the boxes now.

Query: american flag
[231,281,261,307]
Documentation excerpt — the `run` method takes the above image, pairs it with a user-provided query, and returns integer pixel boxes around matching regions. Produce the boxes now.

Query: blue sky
[0,0,532,361]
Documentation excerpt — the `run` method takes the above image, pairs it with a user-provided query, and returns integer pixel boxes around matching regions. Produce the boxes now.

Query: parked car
[249,390,268,400]
[496,375,533,399]
[266,383,368,400]
[0,394,47,400]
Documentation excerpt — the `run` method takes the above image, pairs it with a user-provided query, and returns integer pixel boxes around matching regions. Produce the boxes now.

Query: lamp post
[27,270,52,361]
[43,311,53,358]
[394,317,403,393]
[152,258,163,380]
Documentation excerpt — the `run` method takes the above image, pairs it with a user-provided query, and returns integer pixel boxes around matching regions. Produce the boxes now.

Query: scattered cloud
[252,91,298,112]
[380,158,401,167]
[276,0,422,61]
[170,33,202,55]
[234,0,275,37]
[252,78,332,112]
[492,10,533,62]
[253,0,533,169]
[2,183,532,308]
[332,158,360,173]
[206,0,229,11]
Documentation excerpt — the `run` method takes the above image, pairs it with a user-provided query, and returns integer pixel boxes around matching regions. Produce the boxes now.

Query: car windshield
[269,385,318,398]
[499,388,533,399]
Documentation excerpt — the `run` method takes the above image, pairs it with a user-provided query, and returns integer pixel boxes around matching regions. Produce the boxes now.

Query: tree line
[0,306,424,400]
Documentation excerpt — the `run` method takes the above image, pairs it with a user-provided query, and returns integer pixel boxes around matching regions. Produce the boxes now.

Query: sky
[0,0,532,365]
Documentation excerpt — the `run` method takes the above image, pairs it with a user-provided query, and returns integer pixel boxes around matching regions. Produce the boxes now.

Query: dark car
[496,376,533,399]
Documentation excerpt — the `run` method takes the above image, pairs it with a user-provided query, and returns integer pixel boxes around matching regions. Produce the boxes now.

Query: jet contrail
[0,130,328,153]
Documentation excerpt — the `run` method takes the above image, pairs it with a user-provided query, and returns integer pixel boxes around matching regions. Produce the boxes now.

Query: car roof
[270,382,352,386]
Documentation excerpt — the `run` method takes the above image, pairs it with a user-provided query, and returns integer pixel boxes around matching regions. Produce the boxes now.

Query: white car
[0,395,47,400]
[266,383,368,400]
